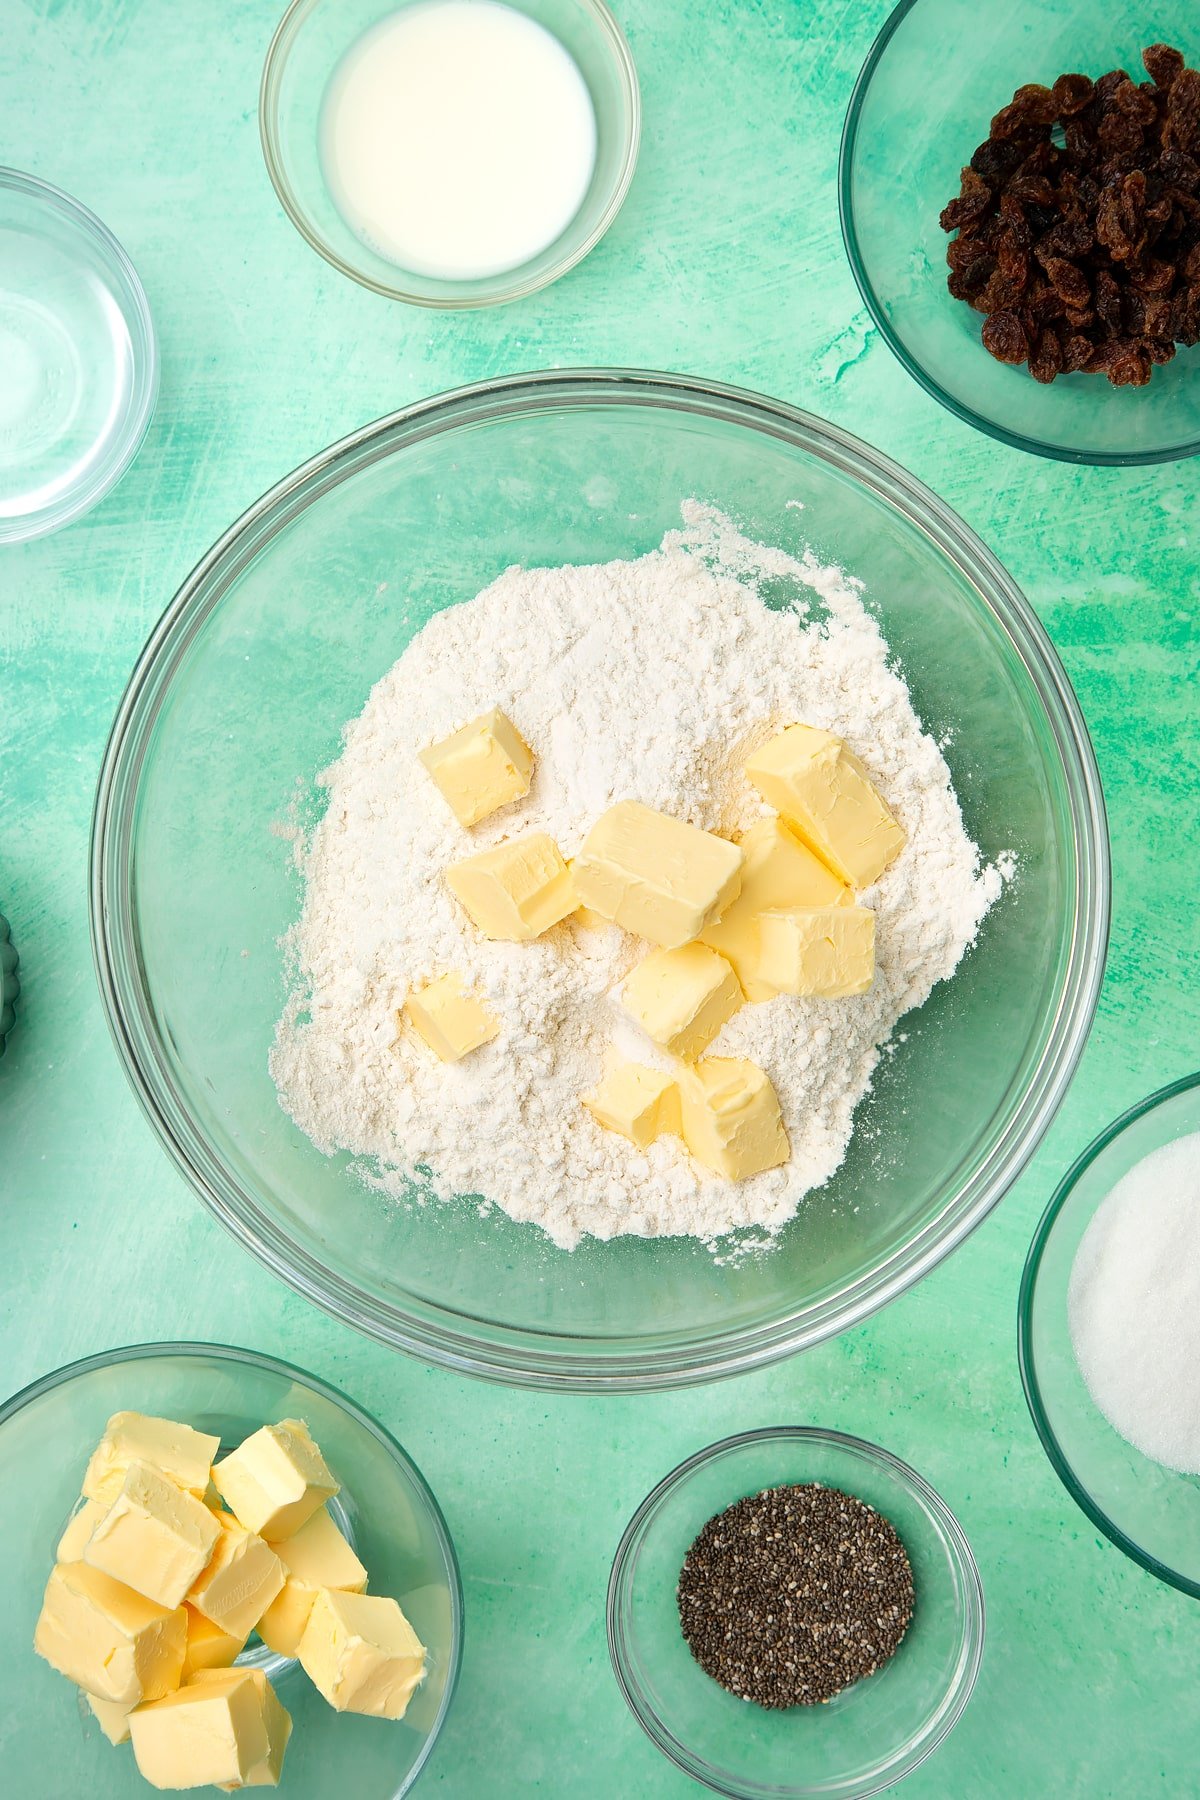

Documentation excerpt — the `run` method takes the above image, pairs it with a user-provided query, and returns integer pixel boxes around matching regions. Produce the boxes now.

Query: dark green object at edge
[0,911,19,1055]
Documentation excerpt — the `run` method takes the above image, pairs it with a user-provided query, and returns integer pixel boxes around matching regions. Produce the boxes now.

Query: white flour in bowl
[270,503,1004,1250]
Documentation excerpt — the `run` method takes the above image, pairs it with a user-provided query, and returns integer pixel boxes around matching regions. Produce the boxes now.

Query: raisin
[939,170,993,232]
[1106,342,1153,385]
[1008,175,1056,207]
[1039,254,1091,307]
[1062,333,1094,371]
[1052,72,1095,116]
[1144,44,1185,90]
[1130,255,1174,292]
[1095,267,1122,327]
[1028,327,1064,382]
[1167,67,1200,149]
[981,309,1029,364]
[1144,335,1177,364]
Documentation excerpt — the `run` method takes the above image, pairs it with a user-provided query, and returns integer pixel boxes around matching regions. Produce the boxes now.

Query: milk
[321,0,598,281]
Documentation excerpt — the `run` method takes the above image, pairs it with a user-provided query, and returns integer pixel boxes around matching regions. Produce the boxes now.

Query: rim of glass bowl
[90,368,1109,1392]
[1017,1068,1200,1598]
[837,1,1200,469]
[259,0,641,308]
[606,1427,986,1800]
[0,1339,465,1795]
[0,166,159,543]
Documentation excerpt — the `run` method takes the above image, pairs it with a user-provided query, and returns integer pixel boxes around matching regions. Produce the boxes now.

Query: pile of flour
[271,503,1004,1251]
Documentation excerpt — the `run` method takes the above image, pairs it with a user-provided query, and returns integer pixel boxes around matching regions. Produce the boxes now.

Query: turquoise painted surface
[2,0,1199,1794]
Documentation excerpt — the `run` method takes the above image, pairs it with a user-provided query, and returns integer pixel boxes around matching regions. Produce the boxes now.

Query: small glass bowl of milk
[261,0,640,306]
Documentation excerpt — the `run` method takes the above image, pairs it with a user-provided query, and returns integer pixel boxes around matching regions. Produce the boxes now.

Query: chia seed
[676,1482,915,1708]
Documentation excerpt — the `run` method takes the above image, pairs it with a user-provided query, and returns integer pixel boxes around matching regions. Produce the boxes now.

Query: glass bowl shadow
[260,0,640,307]
[90,369,1108,1392]
[607,1428,984,1800]
[840,0,1200,464]
[0,1342,462,1798]
[1018,1071,1200,1596]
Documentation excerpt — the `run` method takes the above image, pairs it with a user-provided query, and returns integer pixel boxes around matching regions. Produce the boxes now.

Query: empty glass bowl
[0,1341,461,1797]
[91,370,1108,1390]
[840,0,1200,464]
[260,0,640,306]
[0,168,157,541]
[1019,1071,1200,1595]
[607,1428,984,1799]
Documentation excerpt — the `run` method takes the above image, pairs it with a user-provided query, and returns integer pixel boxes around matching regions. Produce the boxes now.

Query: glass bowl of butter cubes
[91,369,1108,1390]
[0,1341,461,1796]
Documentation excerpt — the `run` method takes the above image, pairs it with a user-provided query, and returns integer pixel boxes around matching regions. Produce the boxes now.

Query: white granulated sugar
[1068,1131,1200,1474]
[271,503,1003,1251]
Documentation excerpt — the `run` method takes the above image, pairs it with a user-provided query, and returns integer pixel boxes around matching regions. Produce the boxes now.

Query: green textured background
[3,1,1199,1794]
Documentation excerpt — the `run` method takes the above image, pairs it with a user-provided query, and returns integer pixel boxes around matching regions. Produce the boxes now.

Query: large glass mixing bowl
[91,371,1108,1390]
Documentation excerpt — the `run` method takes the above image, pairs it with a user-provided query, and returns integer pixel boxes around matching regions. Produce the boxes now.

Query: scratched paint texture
[2,1,1199,1794]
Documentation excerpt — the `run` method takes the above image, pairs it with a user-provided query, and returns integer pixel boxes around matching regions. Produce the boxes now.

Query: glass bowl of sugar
[260,0,640,306]
[1019,1071,1200,1595]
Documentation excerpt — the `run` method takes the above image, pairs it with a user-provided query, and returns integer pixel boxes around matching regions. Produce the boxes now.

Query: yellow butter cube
[405,972,499,1063]
[187,1514,285,1641]
[700,815,849,999]
[130,1667,291,1792]
[258,1506,368,1659]
[214,1419,337,1542]
[583,1063,680,1149]
[572,802,743,949]
[34,1562,186,1706]
[86,1691,137,1745]
[57,1497,107,1564]
[446,831,575,940]
[84,1461,221,1610]
[182,1604,246,1677]
[418,707,533,827]
[678,1058,789,1181]
[621,943,742,1060]
[745,725,904,889]
[299,1588,427,1720]
[756,906,876,998]
[83,1412,220,1507]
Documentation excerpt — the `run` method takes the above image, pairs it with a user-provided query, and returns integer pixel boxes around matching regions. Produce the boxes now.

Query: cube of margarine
[182,1604,246,1677]
[86,1691,137,1745]
[699,815,849,1000]
[83,1412,220,1507]
[756,906,876,998]
[572,802,743,949]
[84,1461,220,1610]
[187,1514,285,1641]
[130,1667,291,1793]
[621,943,742,1061]
[214,1418,337,1542]
[583,1063,680,1149]
[258,1505,368,1659]
[405,971,499,1063]
[298,1589,427,1721]
[418,708,533,827]
[678,1058,789,1181]
[57,1497,107,1564]
[445,832,575,941]
[745,726,905,889]
[35,1561,186,1705]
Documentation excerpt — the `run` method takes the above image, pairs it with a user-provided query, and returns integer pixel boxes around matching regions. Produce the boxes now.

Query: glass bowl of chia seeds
[1019,1071,1200,1597]
[607,1427,984,1799]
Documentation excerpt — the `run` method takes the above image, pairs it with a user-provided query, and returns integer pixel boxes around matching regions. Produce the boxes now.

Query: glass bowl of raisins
[840,1,1200,463]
